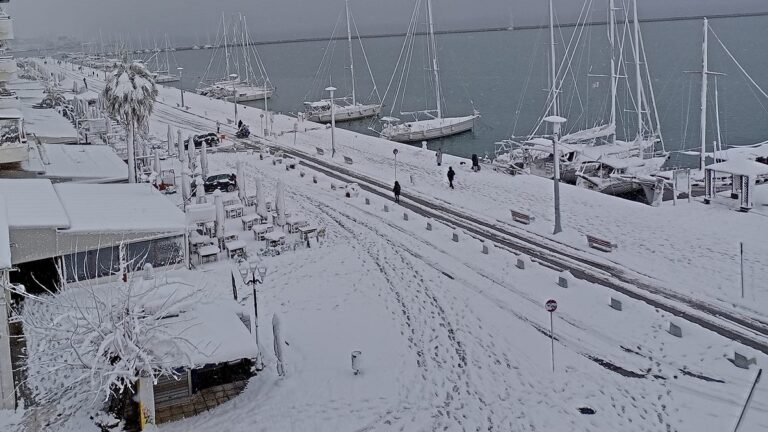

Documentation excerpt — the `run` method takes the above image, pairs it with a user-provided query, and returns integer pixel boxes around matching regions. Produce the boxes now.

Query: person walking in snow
[447,167,455,189]
[393,180,401,203]
[471,154,480,172]
[83,77,88,90]
[436,148,443,166]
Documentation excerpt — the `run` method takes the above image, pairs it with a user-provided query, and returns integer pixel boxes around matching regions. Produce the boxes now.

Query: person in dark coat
[471,154,479,172]
[447,167,456,189]
[393,181,401,203]
[83,77,88,89]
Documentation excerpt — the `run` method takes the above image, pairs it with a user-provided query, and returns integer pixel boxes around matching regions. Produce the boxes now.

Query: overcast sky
[7,0,767,42]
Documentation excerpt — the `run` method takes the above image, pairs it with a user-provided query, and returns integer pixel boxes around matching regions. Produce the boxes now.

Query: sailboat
[378,0,478,143]
[494,0,667,198]
[303,0,382,123]
[148,35,180,83]
[197,14,273,102]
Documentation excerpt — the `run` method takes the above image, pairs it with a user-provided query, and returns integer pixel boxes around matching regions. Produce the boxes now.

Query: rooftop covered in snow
[54,183,185,233]
[20,143,128,182]
[0,179,71,229]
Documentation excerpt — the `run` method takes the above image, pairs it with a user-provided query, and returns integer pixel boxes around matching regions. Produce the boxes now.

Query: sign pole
[740,242,745,299]
[545,299,558,373]
[550,311,555,373]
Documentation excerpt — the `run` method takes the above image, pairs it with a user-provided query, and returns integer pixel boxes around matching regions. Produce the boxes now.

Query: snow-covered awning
[0,179,71,229]
[54,183,186,234]
[705,159,768,177]
[151,302,260,367]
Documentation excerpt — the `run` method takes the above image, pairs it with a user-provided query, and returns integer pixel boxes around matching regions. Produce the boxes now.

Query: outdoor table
[225,203,245,219]
[198,245,220,264]
[298,225,319,241]
[252,223,274,241]
[225,239,247,259]
[241,214,262,231]
[189,232,215,254]
[263,231,286,249]
[286,215,309,233]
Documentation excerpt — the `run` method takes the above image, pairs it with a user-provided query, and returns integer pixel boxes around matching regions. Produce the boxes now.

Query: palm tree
[102,60,158,183]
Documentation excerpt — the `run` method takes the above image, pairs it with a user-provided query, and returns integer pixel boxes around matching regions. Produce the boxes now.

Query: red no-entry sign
[545,299,558,312]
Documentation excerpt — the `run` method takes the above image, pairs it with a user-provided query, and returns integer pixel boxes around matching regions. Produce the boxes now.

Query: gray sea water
[167,14,768,162]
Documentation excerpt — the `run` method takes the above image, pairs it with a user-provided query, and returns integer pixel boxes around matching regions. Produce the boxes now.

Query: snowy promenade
[13,60,766,432]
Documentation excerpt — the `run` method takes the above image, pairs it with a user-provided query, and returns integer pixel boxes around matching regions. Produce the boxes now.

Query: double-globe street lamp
[239,260,267,371]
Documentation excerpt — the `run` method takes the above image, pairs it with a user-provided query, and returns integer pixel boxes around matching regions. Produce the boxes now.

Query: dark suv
[184,133,220,150]
[199,173,237,193]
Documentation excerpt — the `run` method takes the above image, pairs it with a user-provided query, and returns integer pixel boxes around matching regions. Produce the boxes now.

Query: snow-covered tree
[20,273,201,426]
[102,60,158,183]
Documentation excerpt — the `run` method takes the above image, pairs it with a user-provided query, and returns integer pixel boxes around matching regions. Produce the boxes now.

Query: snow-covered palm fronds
[102,60,158,183]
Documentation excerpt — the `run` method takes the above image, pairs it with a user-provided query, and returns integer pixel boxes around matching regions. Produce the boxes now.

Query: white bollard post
[351,351,362,376]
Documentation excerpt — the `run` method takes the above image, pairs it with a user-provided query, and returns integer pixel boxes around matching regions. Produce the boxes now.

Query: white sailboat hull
[224,87,273,102]
[383,115,478,143]
[308,104,382,123]
[154,74,179,83]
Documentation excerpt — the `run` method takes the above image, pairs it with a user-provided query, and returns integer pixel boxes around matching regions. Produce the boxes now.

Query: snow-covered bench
[343,156,354,165]
[586,235,617,253]
[510,209,535,225]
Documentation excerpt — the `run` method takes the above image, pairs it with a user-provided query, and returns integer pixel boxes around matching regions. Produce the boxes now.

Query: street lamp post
[393,148,399,181]
[239,261,267,371]
[177,67,184,107]
[325,86,337,157]
[230,73,239,126]
[544,115,567,235]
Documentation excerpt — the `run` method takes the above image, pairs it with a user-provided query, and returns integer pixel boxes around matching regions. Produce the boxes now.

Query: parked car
[196,173,238,193]
[184,132,220,150]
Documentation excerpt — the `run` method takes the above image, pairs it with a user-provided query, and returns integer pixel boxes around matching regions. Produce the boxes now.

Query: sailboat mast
[223,14,231,78]
[426,0,442,119]
[609,0,617,143]
[346,0,356,105]
[699,18,709,172]
[548,0,558,118]
[633,0,643,142]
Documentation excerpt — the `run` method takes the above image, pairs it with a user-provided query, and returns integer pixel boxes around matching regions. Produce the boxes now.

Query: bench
[316,147,325,156]
[586,235,618,253]
[510,209,535,225]
[343,156,353,165]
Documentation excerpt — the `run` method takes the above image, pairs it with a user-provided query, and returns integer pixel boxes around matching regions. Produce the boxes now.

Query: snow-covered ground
[4,60,766,431]
[10,147,768,431]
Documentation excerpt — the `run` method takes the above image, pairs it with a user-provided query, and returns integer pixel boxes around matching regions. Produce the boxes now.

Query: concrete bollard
[609,297,622,311]
[312,175,317,184]
[557,274,569,289]
[403,212,409,221]
[365,197,370,205]
[667,322,682,338]
[299,170,306,178]
[383,205,389,213]
[426,222,432,231]
[351,350,362,376]
[516,258,525,270]
[452,231,459,242]
[481,243,489,255]
[730,352,757,369]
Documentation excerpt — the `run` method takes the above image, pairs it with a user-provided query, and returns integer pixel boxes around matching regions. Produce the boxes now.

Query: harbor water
[165,14,768,164]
